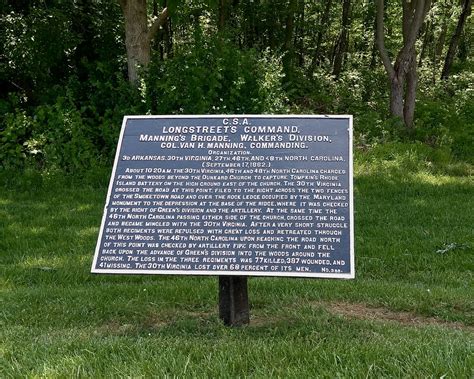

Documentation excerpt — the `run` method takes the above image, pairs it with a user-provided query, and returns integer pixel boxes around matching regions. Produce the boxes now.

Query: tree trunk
[268,6,277,50]
[120,0,150,84]
[390,74,405,121]
[418,20,431,67]
[375,0,431,128]
[163,16,173,58]
[295,0,305,67]
[283,0,297,80]
[369,40,378,69]
[244,0,255,47]
[457,30,469,61]
[431,5,449,82]
[404,56,418,128]
[218,0,230,31]
[366,1,378,70]
[333,0,351,78]
[119,0,169,84]
[308,0,332,76]
[435,15,448,61]
[441,0,472,80]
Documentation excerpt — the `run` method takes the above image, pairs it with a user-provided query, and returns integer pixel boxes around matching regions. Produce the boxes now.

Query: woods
[0,0,472,172]
[1,3,473,377]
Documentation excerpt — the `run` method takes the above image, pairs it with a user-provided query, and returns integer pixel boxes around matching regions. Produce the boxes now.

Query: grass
[1,149,473,377]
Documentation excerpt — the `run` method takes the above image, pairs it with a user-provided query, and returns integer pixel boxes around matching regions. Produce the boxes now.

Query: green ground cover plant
[1,150,472,378]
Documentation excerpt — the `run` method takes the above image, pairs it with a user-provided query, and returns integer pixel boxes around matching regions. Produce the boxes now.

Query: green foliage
[64,61,145,162]
[0,98,98,172]
[33,99,99,172]
[356,141,453,174]
[1,59,145,172]
[1,7,79,94]
[145,34,287,114]
[0,0,472,173]
[0,1,124,100]
[415,68,474,163]
[0,110,31,168]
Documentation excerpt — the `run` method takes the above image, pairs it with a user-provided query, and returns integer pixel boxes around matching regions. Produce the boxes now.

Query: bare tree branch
[147,6,169,43]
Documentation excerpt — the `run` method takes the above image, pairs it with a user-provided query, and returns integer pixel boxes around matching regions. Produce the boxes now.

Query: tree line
[0,0,472,171]
[124,0,472,126]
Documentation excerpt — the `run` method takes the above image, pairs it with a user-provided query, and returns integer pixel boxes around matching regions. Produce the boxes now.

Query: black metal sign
[92,115,354,278]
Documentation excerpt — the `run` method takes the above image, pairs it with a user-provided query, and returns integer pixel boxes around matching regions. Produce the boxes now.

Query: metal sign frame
[91,115,354,279]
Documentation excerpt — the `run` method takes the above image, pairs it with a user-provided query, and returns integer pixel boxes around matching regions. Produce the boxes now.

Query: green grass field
[1,149,473,377]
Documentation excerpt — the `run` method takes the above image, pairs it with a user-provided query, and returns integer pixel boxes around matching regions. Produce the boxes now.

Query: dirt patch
[250,314,288,327]
[142,312,172,329]
[95,320,136,335]
[95,310,216,335]
[143,309,215,329]
[96,304,472,331]
[321,302,473,331]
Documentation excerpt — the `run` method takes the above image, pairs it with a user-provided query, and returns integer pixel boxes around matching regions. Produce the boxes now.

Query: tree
[282,0,298,80]
[417,17,432,67]
[433,2,451,78]
[332,0,351,78]
[375,0,431,128]
[119,0,169,84]
[441,0,472,80]
[307,0,333,76]
[218,0,230,31]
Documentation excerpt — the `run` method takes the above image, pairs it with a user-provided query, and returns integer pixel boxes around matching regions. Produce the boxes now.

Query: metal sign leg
[219,276,250,326]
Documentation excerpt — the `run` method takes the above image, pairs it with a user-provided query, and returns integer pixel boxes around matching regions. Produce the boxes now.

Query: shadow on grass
[1,164,473,327]
[2,167,472,283]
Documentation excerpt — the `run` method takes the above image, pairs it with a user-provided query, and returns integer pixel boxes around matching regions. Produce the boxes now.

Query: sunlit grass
[1,153,473,377]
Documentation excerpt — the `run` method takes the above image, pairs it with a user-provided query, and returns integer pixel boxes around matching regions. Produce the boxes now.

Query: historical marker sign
[92,115,354,278]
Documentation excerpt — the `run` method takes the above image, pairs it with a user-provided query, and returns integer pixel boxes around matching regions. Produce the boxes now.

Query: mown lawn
[1,152,473,377]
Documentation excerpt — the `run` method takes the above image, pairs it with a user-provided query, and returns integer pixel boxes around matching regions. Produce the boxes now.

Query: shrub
[0,110,32,169]
[144,33,287,115]
[1,98,99,172]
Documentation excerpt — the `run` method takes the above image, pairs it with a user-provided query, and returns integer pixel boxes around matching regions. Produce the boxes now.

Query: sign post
[92,115,354,326]
[219,276,249,326]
